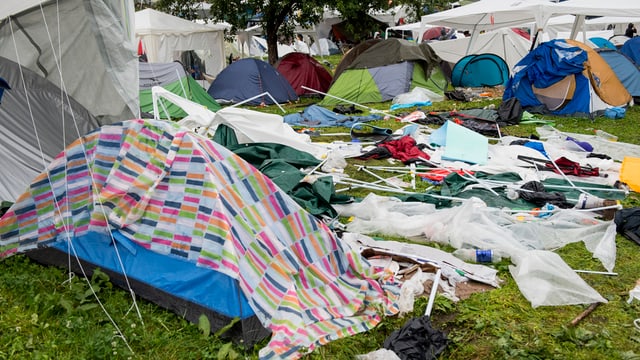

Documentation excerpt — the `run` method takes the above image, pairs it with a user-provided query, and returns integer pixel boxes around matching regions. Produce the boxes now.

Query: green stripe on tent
[140,76,220,118]
[319,69,382,105]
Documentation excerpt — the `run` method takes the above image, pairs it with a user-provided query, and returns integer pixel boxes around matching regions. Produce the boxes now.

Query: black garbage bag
[518,181,572,208]
[383,315,448,360]
[614,208,640,246]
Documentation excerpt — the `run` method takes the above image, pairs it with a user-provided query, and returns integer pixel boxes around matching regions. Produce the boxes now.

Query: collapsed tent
[0,118,400,359]
[155,86,327,159]
[135,8,228,78]
[275,52,333,96]
[0,56,102,202]
[503,39,631,117]
[139,61,220,118]
[320,38,449,106]
[207,58,298,105]
[0,0,138,124]
[564,39,632,107]
[451,53,509,87]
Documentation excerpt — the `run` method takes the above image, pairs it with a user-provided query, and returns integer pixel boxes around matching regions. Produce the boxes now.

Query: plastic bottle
[452,248,502,263]
[594,129,618,142]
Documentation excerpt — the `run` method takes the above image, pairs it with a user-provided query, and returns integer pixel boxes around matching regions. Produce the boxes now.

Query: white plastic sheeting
[335,193,614,307]
[152,87,328,159]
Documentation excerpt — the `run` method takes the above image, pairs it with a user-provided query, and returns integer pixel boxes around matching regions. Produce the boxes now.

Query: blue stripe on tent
[50,230,254,319]
[597,49,640,98]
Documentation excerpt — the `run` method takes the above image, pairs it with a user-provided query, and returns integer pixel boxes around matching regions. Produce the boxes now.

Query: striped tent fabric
[0,118,400,359]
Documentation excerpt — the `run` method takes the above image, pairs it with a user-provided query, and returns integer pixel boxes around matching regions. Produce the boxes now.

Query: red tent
[275,52,333,96]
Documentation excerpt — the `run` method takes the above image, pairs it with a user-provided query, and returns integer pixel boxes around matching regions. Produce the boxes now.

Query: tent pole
[176,68,188,99]
[425,268,441,317]
[229,91,286,113]
[301,86,403,120]
[356,165,404,190]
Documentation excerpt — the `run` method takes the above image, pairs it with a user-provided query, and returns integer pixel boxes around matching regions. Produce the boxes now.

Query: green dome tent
[139,61,220,118]
[320,38,449,105]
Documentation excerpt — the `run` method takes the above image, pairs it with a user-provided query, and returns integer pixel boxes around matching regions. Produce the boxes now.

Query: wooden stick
[570,302,600,326]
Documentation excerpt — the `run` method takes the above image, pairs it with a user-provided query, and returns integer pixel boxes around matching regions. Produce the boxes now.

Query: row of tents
[4,25,640,203]
[172,35,640,119]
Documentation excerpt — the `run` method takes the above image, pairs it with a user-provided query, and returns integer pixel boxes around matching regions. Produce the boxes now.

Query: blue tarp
[283,104,383,127]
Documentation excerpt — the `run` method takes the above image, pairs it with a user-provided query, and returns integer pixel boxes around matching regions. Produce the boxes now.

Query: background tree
[153,0,203,20]
[154,0,452,65]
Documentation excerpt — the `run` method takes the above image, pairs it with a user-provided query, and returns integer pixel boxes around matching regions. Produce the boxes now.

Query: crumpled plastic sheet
[335,193,616,307]
[509,250,607,307]
[392,86,444,105]
[537,125,640,162]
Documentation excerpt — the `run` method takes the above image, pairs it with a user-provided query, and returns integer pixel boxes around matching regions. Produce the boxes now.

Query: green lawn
[2,57,640,359]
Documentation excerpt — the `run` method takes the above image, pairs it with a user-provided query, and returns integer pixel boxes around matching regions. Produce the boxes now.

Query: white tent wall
[0,0,139,123]
[135,9,227,78]
[427,28,530,71]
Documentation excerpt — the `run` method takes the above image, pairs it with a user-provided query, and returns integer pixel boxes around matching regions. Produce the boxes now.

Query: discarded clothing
[283,104,382,127]
[614,208,640,246]
[357,136,431,164]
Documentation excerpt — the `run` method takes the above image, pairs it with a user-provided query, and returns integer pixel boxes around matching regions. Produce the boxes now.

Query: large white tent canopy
[427,28,531,71]
[421,0,640,56]
[420,0,558,33]
[135,8,227,77]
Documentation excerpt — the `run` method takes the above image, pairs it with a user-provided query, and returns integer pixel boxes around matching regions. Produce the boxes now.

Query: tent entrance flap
[532,75,577,111]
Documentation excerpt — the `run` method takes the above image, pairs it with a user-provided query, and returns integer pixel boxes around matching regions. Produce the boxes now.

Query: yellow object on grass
[620,157,640,192]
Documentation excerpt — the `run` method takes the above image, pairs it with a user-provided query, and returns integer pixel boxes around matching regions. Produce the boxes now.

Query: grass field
[2,55,640,359]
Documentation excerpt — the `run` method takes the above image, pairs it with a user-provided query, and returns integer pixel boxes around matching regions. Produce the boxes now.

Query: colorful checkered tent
[0,118,400,359]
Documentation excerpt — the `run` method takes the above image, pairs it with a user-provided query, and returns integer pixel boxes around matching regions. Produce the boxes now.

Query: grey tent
[0,0,138,124]
[0,56,101,201]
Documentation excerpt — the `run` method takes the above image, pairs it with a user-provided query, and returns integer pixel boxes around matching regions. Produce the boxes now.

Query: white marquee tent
[135,8,228,77]
[421,0,640,56]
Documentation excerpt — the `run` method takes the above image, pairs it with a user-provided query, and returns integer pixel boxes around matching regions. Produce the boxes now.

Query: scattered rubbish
[594,129,618,142]
[453,248,503,263]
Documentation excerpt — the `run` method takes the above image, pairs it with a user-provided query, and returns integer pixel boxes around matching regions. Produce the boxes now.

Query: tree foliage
[152,0,452,65]
[152,0,204,20]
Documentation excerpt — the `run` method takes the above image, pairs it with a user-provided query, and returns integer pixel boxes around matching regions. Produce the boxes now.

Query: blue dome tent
[207,58,298,105]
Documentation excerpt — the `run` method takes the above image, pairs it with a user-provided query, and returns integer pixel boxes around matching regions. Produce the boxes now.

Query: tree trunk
[266,24,279,65]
